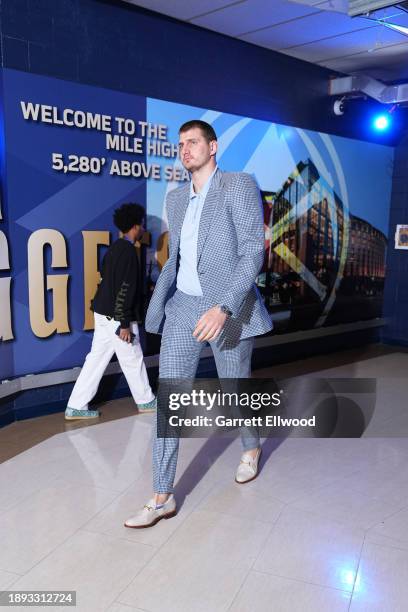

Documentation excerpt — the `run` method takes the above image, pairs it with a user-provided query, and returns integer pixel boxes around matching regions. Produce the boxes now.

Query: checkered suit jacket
[145,168,273,340]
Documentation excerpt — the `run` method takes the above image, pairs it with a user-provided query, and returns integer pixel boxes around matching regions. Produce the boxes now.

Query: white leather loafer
[124,495,177,528]
[235,447,262,484]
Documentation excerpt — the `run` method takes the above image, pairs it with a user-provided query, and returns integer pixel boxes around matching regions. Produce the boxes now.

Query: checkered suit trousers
[153,290,260,493]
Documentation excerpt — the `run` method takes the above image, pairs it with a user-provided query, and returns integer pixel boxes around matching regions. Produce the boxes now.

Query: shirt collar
[189,165,218,202]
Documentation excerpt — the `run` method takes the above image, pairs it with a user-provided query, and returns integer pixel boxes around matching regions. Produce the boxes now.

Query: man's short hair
[113,203,145,233]
[179,119,217,143]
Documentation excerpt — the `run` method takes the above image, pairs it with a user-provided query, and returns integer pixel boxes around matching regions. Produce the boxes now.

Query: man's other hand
[193,306,227,342]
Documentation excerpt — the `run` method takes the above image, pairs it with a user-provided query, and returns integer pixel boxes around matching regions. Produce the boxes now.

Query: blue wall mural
[0,69,394,380]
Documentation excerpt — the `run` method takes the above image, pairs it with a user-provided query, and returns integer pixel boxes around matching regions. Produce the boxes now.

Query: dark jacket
[91,238,142,328]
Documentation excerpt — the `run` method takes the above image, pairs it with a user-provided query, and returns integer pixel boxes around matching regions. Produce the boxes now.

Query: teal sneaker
[65,407,100,421]
[137,397,157,414]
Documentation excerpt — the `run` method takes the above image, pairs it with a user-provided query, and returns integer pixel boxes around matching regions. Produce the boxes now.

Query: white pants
[67,312,155,410]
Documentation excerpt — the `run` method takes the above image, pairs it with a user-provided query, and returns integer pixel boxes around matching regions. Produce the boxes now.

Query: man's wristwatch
[220,305,233,317]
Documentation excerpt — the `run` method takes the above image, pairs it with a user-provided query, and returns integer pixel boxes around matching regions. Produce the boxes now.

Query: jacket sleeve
[220,173,264,317]
[113,248,139,328]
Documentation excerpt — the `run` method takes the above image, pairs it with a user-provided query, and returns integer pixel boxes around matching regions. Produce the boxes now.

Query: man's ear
[210,140,218,156]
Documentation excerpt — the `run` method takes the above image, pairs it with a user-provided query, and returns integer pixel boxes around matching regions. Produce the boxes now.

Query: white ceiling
[123,0,408,81]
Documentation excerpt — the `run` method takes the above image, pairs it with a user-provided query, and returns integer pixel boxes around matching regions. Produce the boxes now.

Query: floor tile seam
[189,494,288,537]
[110,605,152,612]
[272,499,371,538]
[110,597,151,612]
[363,502,408,532]
[2,487,126,579]
[246,503,288,566]
[118,468,221,503]
[225,564,255,611]
[342,464,408,487]
[279,467,368,507]
[120,467,154,495]
[106,494,209,596]
[348,532,367,611]
[186,479,225,513]
[118,482,239,548]
[365,537,408,556]
[38,472,133,497]
[0,524,90,581]
[2,572,23,591]
[367,498,408,530]
[197,504,283,526]
[79,526,159,550]
[244,490,290,505]
[73,528,158,612]
[0,447,91,475]
[112,534,174,611]
[285,501,365,531]
[116,479,150,499]
[225,506,285,611]
[365,480,408,502]
[110,487,275,593]
[0,471,67,515]
[68,484,128,524]
[141,483,224,550]
[57,474,138,495]
[0,453,72,474]
[364,534,408,554]
[0,569,24,583]
[249,567,354,595]
[101,473,223,552]
[288,492,408,527]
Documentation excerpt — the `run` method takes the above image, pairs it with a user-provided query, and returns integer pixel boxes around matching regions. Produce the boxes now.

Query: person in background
[65,203,156,420]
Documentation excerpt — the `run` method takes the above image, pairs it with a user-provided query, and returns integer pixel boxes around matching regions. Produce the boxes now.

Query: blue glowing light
[373,114,391,131]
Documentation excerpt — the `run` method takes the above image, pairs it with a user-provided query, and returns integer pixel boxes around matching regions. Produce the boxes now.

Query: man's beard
[182,159,206,173]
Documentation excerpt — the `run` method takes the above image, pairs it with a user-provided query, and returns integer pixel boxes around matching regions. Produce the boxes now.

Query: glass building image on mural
[259,159,387,331]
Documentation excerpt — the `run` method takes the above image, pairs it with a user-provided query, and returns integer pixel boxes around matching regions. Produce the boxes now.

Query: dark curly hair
[113,203,145,233]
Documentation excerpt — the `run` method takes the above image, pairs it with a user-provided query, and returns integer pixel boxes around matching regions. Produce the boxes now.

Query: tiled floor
[1,345,408,611]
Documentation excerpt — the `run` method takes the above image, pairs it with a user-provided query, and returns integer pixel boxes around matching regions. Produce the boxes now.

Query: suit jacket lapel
[197,169,223,264]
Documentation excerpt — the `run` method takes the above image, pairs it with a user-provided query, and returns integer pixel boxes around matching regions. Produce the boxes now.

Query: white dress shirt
[177,166,218,295]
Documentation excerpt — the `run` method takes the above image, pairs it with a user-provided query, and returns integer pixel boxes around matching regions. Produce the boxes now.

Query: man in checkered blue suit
[125,120,273,529]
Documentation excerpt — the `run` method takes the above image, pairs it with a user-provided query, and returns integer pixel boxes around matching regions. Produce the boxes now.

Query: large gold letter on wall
[28,229,70,337]
[82,231,110,330]
[0,230,13,341]
[155,231,169,271]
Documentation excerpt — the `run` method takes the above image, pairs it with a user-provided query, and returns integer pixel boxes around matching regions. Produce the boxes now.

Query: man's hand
[193,306,227,342]
[119,327,132,343]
